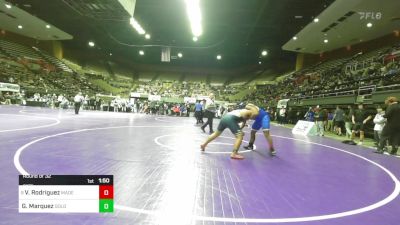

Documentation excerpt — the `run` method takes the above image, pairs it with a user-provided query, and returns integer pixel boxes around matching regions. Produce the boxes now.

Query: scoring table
[19,175,113,213]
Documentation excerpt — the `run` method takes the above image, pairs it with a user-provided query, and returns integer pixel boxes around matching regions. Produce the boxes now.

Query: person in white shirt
[74,92,84,114]
[60,96,69,109]
[278,106,286,125]
[112,99,118,112]
[373,105,386,147]
[121,99,127,112]
[113,96,121,112]
[201,93,216,134]
[57,94,64,108]
[83,94,89,110]
[127,100,134,113]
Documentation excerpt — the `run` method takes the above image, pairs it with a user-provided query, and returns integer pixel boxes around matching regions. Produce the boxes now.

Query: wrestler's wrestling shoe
[243,145,254,150]
[270,148,277,156]
[230,153,244,160]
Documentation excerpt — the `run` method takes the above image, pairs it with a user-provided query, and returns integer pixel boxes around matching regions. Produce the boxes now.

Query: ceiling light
[258,61,262,64]
[17,25,22,29]
[139,50,144,55]
[192,36,198,42]
[314,18,319,23]
[324,39,328,43]
[46,25,51,29]
[5,3,11,9]
[293,36,297,40]
[145,34,151,39]
[130,17,146,35]
[178,53,183,58]
[88,41,95,47]
[216,55,222,60]
[184,0,202,37]
[367,22,372,28]
[261,50,268,56]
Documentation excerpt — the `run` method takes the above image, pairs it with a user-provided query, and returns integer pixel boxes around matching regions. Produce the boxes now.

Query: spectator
[344,106,353,138]
[194,100,203,124]
[373,105,386,147]
[3,92,12,105]
[333,106,345,136]
[179,104,186,116]
[314,106,325,137]
[278,106,286,125]
[375,97,400,155]
[351,104,372,145]
[304,107,315,122]
[121,99,127,112]
[112,98,119,112]
[83,94,89,110]
[95,97,102,111]
[325,109,333,132]
[173,104,180,116]
[287,107,296,124]
[163,103,168,115]
[57,94,64,108]
[0,92,6,104]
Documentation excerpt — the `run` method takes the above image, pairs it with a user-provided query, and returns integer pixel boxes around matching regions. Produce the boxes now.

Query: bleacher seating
[242,43,400,107]
[0,39,74,74]
[0,39,41,60]
[1,38,399,108]
[36,49,73,73]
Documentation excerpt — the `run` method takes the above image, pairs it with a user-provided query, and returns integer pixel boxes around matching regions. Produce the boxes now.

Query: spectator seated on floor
[0,93,6,104]
[1,92,12,105]
[173,105,180,116]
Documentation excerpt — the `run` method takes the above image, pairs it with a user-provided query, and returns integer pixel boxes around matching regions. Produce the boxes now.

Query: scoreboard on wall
[19,175,113,213]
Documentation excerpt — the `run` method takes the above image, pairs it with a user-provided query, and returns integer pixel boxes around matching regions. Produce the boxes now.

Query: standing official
[201,93,216,134]
[74,92,84,115]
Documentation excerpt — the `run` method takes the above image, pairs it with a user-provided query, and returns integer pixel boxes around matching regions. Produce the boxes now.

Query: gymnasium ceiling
[283,0,400,54]
[5,0,334,71]
[0,0,72,40]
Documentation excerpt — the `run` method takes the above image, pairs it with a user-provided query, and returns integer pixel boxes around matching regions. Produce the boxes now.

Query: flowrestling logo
[358,12,382,20]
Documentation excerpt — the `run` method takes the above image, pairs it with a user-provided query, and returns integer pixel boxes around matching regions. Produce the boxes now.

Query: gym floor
[0,105,399,225]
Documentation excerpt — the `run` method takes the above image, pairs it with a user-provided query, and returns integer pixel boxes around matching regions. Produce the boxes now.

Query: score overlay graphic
[19,175,113,213]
